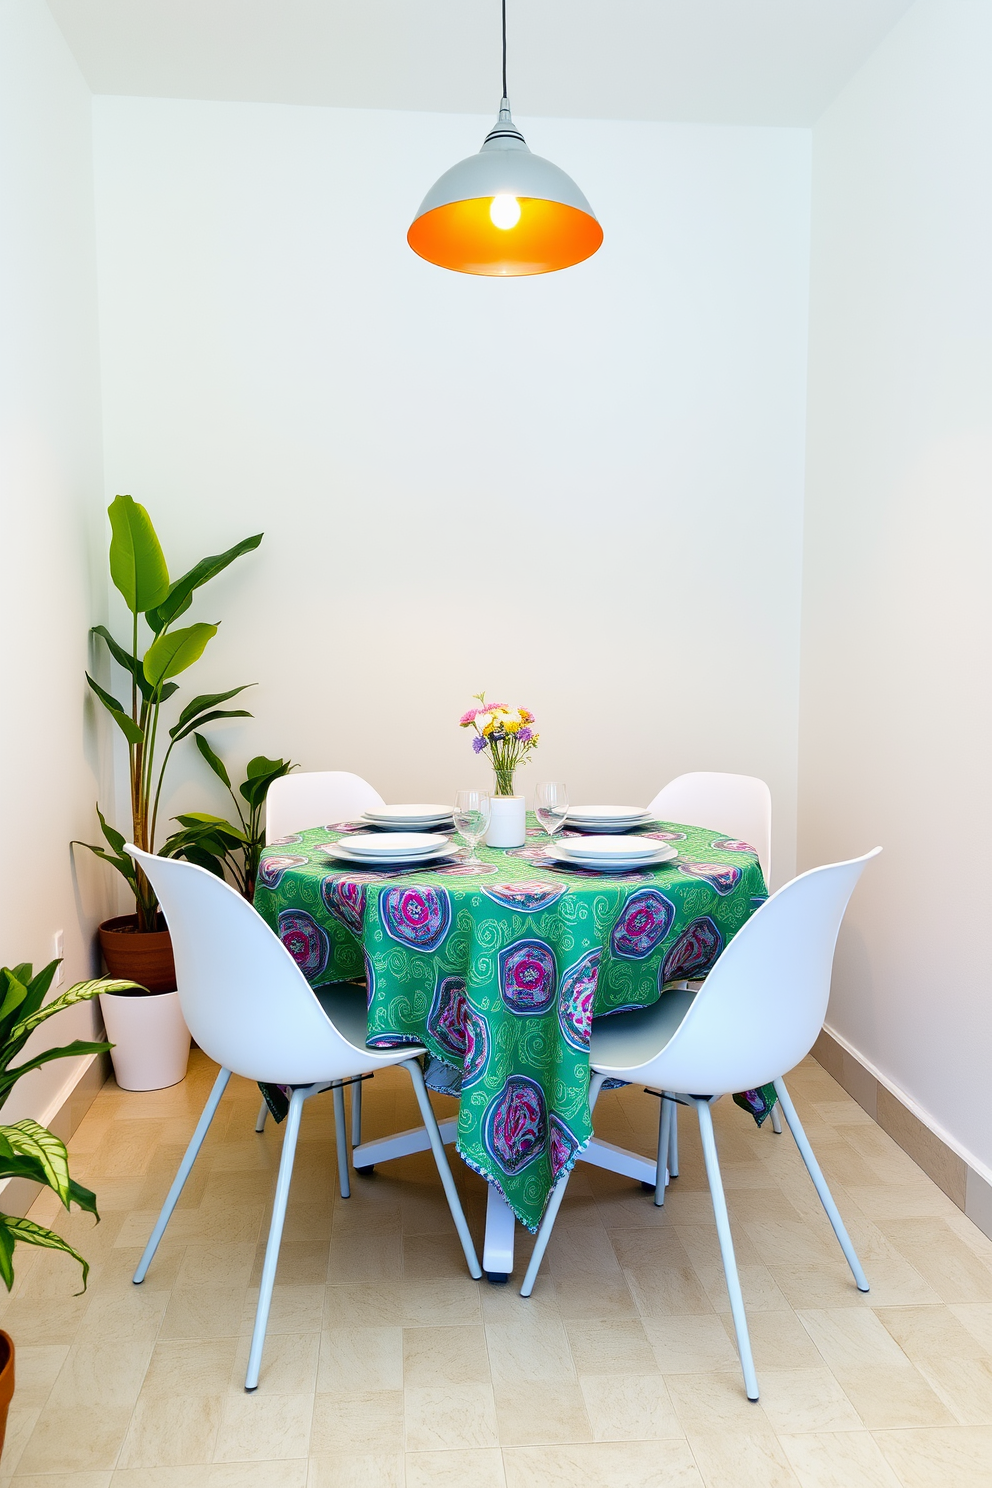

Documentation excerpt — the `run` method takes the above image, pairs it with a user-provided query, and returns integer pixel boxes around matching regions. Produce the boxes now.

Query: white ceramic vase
[486,795,526,849]
[99,989,191,1091]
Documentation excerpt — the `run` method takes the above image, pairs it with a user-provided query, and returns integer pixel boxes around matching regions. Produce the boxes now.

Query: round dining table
[255,813,769,1278]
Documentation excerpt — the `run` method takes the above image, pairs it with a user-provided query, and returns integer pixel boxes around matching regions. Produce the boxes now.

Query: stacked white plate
[361,803,454,831]
[545,836,678,872]
[321,832,457,867]
[565,804,653,834]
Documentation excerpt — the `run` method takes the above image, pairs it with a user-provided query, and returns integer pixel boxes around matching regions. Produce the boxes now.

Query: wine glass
[453,789,491,866]
[535,781,569,853]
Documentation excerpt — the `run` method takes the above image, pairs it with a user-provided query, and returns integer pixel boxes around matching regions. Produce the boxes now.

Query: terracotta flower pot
[0,1331,14,1459]
[98,914,176,993]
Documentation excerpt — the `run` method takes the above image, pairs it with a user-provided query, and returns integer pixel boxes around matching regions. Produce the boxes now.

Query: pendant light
[407,0,603,277]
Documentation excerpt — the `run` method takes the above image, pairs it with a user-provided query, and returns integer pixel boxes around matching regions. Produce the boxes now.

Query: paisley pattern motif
[267,833,302,846]
[257,853,308,888]
[484,1075,547,1176]
[499,939,557,1014]
[320,875,366,936]
[558,949,600,1050]
[711,838,757,856]
[677,861,742,895]
[610,889,677,960]
[277,910,329,980]
[645,830,686,842]
[426,975,490,1087]
[483,882,566,913]
[255,818,769,1231]
[381,886,451,951]
[549,1113,581,1178]
[660,916,724,982]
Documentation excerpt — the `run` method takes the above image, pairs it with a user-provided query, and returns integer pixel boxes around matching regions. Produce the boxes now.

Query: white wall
[92,98,811,882]
[800,0,992,1174]
[0,0,115,1123]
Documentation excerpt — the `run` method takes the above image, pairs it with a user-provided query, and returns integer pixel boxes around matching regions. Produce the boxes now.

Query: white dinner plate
[542,843,678,872]
[565,818,653,834]
[363,804,454,822]
[320,841,460,867]
[567,805,651,820]
[332,832,450,857]
[558,835,660,861]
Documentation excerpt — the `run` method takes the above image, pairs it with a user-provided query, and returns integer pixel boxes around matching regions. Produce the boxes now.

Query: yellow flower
[476,712,493,731]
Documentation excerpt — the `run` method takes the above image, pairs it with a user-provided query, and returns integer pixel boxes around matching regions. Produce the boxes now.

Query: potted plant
[0,959,137,1451]
[75,494,262,1089]
[459,692,539,847]
[163,741,296,900]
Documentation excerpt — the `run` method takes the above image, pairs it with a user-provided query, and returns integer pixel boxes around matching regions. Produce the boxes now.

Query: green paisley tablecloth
[254,816,768,1231]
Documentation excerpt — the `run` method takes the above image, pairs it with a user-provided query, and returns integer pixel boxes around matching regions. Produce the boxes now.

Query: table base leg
[483,1184,516,1283]
[352,1118,457,1172]
[580,1136,666,1188]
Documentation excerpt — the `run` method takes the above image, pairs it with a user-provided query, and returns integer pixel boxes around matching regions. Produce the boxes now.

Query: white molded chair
[260,770,386,1142]
[647,771,777,1161]
[127,845,481,1391]
[648,771,772,883]
[521,848,880,1402]
[265,770,385,843]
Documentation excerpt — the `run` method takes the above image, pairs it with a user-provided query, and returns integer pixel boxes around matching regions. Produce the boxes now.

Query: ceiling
[47,0,916,127]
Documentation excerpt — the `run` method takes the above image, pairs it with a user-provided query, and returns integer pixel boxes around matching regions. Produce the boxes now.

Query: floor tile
[580,1373,683,1440]
[402,1323,490,1386]
[309,1389,403,1453]
[687,1428,802,1488]
[834,1363,956,1428]
[405,1382,500,1449]
[873,1425,992,1488]
[405,1447,506,1488]
[503,1440,700,1488]
[494,1379,595,1445]
[778,1430,903,1488]
[563,1316,660,1376]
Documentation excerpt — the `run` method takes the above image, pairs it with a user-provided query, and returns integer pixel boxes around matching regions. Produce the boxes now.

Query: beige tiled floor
[3,1050,992,1486]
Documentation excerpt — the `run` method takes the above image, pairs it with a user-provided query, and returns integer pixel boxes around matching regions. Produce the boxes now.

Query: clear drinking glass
[535,781,569,852]
[453,789,491,866]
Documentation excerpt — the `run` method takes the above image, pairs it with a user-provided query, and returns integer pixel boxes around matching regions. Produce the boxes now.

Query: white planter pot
[486,795,526,849]
[100,989,191,1092]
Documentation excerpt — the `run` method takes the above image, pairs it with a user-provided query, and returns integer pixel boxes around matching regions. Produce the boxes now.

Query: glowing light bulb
[490,194,521,230]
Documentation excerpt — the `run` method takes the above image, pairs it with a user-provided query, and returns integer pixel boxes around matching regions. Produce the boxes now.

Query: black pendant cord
[502,0,508,100]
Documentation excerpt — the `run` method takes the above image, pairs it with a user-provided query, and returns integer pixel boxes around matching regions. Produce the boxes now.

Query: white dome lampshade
[407,4,603,277]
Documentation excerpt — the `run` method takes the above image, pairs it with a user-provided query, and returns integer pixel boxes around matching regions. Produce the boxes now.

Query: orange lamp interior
[408,196,603,276]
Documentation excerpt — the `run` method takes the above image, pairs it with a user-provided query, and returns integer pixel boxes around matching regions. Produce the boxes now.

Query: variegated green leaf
[1,1121,71,1206]
[9,978,140,1043]
[0,1215,90,1292]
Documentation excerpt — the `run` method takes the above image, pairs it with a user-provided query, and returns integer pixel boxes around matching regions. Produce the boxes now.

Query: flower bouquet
[459,693,539,797]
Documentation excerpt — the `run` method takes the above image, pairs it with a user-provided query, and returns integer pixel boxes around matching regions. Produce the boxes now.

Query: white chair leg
[351,1077,363,1147]
[403,1058,482,1280]
[773,1077,868,1291]
[655,1096,673,1206]
[668,1098,679,1177]
[332,1083,351,1199]
[694,1097,759,1401]
[134,1067,231,1284]
[521,1071,607,1297]
[246,1084,311,1390]
[770,1103,783,1134]
[255,1098,268,1133]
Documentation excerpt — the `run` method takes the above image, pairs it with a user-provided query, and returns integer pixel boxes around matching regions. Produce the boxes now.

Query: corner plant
[459,692,539,796]
[77,496,262,929]
[163,742,296,901]
[0,961,138,1291]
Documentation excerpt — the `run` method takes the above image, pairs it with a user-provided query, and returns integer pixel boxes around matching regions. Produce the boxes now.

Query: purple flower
[472,736,486,754]
[517,727,533,743]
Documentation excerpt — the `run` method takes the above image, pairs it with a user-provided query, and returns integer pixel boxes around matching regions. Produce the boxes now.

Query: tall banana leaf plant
[78,496,262,930]
[0,961,139,1291]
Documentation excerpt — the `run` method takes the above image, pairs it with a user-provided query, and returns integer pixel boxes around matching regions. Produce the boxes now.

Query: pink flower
[459,708,480,726]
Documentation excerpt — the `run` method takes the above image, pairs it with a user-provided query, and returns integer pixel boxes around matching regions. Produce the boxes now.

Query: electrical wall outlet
[52,930,64,986]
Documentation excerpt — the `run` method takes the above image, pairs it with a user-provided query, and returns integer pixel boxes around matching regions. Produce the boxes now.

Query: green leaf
[0,1223,13,1291]
[9,980,139,1044]
[169,709,251,746]
[85,674,145,745]
[193,731,231,788]
[0,1215,90,1293]
[72,841,139,891]
[68,1177,99,1218]
[0,1042,114,1108]
[96,805,127,858]
[240,757,294,809]
[108,495,170,614]
[91,627,178,704]
[0,972,28,1029]
[171,685,254,737]
[1,1121,71,1206]
[144,532,263,634]
[143,624,217,687]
